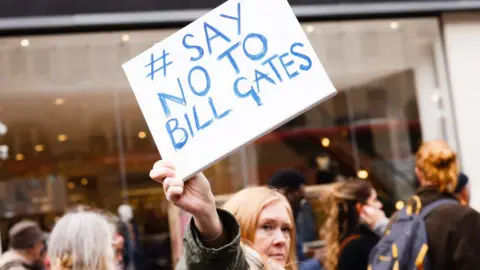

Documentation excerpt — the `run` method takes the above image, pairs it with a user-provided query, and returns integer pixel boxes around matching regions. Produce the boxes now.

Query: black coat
[338,225,379,270]
[415,186,480,270]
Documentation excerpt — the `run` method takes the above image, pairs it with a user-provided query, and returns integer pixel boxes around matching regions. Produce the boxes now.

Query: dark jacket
[415,186,480,270]
[117,220,143,269]
[338,225,379,270]
[296,200,317,242]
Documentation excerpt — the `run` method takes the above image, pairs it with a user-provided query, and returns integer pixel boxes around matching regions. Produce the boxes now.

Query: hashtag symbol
[145,49,173,81]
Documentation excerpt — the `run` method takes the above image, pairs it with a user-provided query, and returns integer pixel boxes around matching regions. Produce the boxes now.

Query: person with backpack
[320,179,382,270]
[0,221,46,270]
[368,140,480,270]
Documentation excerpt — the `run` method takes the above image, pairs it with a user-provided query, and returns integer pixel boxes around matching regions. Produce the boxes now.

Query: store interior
[0,18,443,268]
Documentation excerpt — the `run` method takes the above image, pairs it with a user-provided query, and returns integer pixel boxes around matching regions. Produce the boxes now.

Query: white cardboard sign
[122,0,337,181]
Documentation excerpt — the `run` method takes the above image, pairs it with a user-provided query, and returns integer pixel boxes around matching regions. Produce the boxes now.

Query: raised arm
[150,161,249,270]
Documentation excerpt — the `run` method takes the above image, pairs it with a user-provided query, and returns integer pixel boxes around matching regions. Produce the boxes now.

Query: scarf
[242,244,285,270]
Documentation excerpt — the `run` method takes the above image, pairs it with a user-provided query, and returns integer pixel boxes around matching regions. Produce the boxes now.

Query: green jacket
[175,209,250,270]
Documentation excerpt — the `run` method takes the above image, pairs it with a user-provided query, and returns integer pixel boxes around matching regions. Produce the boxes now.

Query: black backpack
[368,196,457,270]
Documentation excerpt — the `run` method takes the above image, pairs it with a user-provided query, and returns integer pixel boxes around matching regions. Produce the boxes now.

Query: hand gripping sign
[122,0,337,181]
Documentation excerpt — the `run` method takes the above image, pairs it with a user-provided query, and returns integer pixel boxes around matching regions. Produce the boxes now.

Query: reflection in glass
[0,18,447,268]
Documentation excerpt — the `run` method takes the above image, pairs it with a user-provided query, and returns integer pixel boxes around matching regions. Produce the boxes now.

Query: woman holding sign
[150,160,300,270]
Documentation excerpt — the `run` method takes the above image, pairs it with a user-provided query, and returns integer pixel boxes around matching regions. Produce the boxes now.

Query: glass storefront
[0,17,449,268]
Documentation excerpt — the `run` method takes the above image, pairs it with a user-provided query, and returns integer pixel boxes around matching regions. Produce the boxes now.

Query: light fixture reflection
[138,131,147,139]
[81,178,88,185]
[305,25,315,33]
[321,137,330,147]
[122,34,130,42]
[15,153,25,161]
[20,39,30,47]
[57,134,68,142]
[35,144,45,152]
[357,169,369,179]
[395,201,405,210]
[68,182,75,189]
[55,98,65,105]
[390,22,399,29]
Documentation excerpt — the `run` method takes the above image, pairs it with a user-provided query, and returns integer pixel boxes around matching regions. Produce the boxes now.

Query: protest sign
[122,0,337,181]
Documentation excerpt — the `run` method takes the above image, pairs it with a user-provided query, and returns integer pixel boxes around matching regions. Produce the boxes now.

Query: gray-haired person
[48,210,117,270]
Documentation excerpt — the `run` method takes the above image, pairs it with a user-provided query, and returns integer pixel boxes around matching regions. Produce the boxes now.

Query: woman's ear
[355,202,363,214]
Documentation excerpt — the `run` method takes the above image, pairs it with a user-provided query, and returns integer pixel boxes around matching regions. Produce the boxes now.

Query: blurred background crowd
[1,0,480,269]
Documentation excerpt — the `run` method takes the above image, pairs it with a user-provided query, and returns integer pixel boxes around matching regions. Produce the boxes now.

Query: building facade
[0,0,479,268]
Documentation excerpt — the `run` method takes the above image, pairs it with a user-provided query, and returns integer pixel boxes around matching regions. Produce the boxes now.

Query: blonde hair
[320,179,373,270]
[222,186,298,270]
[48,210,116,270]
[416,140,458,193]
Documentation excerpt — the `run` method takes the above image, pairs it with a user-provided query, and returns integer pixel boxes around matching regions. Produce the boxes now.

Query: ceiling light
[0,122,7,135]
[305,25,314,33]
[68,182,75,189]
[122,34,130,42]
[34,144,45,152]
[390,22,399,29]
[321,137,330,147]
[57,134,68,142]
[138,131,147,139]
[357,169,369,179]
[15,153,24,161]
[20,39,30,47]
[81,178,88,185]
[54,98,65,105]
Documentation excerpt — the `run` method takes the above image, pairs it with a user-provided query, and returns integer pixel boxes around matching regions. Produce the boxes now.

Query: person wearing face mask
[149,160,298,270]
[320,179,381,270]
[0,221,46,270]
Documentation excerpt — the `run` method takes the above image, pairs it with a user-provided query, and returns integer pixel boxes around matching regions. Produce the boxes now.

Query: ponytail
[320,180,373,270]
[322,193,340,270]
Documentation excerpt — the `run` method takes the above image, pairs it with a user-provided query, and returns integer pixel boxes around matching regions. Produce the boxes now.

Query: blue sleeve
[296,237,305,261]
[299,258,323,270]
[297,232,323,269]
[297,202,318,242]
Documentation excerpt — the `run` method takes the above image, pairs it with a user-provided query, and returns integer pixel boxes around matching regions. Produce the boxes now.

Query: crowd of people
[0,139,478,270]
[0,205,141,270]
[152,139,480,270]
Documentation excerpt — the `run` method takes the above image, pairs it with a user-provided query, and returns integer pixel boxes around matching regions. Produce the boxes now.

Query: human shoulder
[342,234,378,252]
[0,262,29,270]
[427,200,476,223]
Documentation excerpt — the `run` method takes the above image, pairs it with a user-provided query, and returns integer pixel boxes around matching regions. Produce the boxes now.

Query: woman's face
[253,201,292,266]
